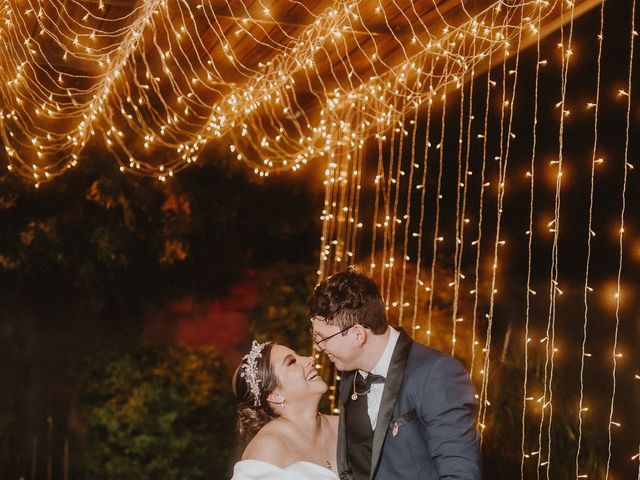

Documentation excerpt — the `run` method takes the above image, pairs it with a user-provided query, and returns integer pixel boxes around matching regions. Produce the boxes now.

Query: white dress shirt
[358,327,399,429]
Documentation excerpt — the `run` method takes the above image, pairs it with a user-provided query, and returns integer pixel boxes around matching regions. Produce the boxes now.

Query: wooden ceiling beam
[75,0,393,35]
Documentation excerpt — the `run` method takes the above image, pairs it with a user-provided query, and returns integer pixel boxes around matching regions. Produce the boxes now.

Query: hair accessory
[240,340,270,406]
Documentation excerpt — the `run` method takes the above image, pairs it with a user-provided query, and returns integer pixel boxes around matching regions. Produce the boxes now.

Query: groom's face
[311,318,359,371]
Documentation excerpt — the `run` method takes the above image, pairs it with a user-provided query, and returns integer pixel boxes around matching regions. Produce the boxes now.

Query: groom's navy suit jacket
[337,328,481,479]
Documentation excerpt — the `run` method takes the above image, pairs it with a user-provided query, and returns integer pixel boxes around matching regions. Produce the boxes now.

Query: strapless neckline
[231,459,339,479]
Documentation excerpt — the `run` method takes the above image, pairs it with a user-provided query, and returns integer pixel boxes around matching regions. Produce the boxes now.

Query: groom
[309,267,481,479]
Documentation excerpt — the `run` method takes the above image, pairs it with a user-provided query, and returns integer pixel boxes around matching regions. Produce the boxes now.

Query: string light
[605,0,636,476]
[575,0,606,476]
[1,0,559,183]
[450,58,475,356]
[470,6,500,379]
[479,5,525,444]
[426,91,447,344]
[520,10,543,479]
[397,107,420,328]
[410,76,434,336]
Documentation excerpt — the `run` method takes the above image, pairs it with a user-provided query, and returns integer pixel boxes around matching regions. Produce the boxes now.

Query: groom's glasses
[310,325,352,348]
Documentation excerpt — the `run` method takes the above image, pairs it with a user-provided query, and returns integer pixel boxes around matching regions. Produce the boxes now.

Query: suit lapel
[337,369,356,479]
[370,328,413,477]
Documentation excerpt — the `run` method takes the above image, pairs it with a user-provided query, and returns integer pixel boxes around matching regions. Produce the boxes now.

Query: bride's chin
[309,380,328,393]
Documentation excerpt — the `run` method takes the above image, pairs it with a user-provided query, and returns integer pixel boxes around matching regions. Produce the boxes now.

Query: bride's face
[268,344,328,404]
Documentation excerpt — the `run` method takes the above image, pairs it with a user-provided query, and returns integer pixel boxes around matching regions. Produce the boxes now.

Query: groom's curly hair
[308,266,387,334]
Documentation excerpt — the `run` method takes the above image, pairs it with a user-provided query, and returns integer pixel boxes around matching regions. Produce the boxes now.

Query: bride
[231,340,339,479]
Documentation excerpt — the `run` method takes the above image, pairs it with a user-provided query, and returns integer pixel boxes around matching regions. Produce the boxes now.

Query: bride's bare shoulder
[241,422,289,464]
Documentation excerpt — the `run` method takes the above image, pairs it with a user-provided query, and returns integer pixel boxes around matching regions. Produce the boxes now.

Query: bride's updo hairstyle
[232,341,279,444]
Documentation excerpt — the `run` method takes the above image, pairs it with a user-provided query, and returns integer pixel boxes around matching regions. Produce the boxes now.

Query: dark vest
[345,372,384,480]
[345,393,373,480]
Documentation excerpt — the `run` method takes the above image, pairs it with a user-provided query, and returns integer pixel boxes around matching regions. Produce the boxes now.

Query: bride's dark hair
[232,343,280,445]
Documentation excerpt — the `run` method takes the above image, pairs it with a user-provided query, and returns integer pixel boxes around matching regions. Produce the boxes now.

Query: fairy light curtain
[312,1,639,480]
[1,0,579,184]
[1,0,639,478]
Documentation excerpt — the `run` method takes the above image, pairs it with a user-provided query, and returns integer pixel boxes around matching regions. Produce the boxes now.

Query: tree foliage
[248,263,317,354]
[78,346,235,480]
[0,151,320,311]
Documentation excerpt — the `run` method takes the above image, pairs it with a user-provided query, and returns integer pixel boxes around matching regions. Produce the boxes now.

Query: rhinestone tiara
[240,340,270,406]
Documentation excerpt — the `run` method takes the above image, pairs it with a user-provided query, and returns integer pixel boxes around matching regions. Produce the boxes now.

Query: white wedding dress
[231,459,339,479]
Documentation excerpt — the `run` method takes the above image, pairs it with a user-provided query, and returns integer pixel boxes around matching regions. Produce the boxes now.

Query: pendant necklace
[351,372,371,401]
[319,415,335,472]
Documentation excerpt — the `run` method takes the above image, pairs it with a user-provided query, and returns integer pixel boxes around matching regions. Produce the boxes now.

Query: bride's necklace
[317,414,335,472]
[286,413,335,472]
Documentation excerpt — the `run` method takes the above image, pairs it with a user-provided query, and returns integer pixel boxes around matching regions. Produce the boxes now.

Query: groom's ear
[353,324,367,347]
